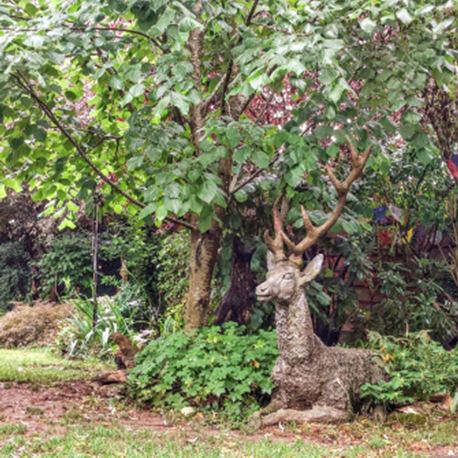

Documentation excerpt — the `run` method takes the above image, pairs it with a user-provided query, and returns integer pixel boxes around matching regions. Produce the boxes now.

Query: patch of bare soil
[0,381,323,445]
[0,381,166,436]
[1,381,457,457]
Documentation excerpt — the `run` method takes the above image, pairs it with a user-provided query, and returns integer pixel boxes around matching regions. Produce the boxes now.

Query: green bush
[35,232,93,298]
[128,323,278,422]
[361,331,458,406]
[0,242,31,313]
[370,259,454,341]
[55,293,139,358]
[153,231,189,319]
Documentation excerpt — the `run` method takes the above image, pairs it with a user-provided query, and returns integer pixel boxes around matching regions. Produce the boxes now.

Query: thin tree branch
[255,92,274,123]
[73,27,163,50]
[245,0,259,26]
[203,73,228,112]
[230,149,282,195]
[0,26,163,50]
[13,72,195,231]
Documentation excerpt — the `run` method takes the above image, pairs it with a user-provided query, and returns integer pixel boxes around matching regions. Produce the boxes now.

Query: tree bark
[214,237,256,326]
[184,224,222,332]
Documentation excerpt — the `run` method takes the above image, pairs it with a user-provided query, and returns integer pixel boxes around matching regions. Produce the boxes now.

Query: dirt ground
[0,381,285,441]
[1,380,458,457]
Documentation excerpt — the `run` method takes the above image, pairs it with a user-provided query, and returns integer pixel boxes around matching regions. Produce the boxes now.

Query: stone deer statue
[254,136,387,427]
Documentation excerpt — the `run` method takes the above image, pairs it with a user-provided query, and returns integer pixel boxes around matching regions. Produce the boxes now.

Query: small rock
[181,407,195,417]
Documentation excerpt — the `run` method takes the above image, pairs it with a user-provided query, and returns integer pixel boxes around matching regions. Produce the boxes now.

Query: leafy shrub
[55,292,142,357]
[0,302,71,348]
[128,323,278,422]
[361,331,458,406]
[153,231,189,320]
[0,242,31,313]
[99,224,156,293]
[35,232,93,298]
[370,259,454,341]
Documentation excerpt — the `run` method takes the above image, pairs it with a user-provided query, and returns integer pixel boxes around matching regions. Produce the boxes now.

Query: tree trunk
[214,237,256,326]
[184,224,222,332]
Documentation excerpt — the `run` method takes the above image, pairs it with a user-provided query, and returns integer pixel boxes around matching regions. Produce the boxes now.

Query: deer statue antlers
[265,135,373,266]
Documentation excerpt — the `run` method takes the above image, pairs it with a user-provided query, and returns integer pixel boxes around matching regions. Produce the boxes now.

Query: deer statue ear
[266,250,276,271]
[299,254,324,285]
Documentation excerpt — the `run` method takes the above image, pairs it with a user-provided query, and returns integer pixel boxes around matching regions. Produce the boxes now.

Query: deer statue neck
[256,257,326,364]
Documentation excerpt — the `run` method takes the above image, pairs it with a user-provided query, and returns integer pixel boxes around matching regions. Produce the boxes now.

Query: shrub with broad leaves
[128,323,278,422]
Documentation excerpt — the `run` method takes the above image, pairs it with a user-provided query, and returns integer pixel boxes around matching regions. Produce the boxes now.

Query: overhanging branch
[12,72,195,231]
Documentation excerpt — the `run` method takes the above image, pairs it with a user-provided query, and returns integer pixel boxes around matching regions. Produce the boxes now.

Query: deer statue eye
[283,273,293,280]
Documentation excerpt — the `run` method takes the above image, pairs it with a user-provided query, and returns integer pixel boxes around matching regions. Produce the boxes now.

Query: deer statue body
[254,136,387,426]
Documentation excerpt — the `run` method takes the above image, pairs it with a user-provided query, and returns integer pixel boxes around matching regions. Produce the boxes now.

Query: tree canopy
[0,0,457,328]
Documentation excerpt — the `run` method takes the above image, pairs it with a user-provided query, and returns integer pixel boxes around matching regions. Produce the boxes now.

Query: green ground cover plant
[362,331,458,406]
[129,323,278,422]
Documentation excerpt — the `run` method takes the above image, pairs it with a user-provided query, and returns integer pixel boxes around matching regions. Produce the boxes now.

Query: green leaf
[127,155,144,171]
[125,135,145,152]
[326,143,340,158]
[129,83,145,98]
[360,17,376,34]
[402,110,422,124]
[314,125,333,140]
[329,84,344,103]
[145,145,162,162]
[197,214,213,233]
[319,68,339,85]
[23,35,45,47]
[156,205,168,222]
[108,75,124,90]
[380,117,397,134]
[2,178,21,192]
[233,146,251,163]
[164,198,181,214]
[153,96,171,118]
[252,151,270,168]
[399,125,416,140]
[288,59,305,75]
[226,124,241,149]
[433,17,454,34]
[34,129,47,142]
[397,9,413,25]
[198,181,218,204]
[417,149,433,166]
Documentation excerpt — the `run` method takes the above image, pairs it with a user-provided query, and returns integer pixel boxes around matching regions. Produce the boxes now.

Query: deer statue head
[256,254,324,305]
[256,135,372,305]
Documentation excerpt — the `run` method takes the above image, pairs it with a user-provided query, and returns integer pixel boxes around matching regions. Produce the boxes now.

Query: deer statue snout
[256,266,299,304]
[256,281,274,302]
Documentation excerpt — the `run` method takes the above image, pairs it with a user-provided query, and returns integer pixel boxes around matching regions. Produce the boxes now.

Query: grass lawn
[0,423,340,458]
[0,348,457,457]
[0,348,111,384]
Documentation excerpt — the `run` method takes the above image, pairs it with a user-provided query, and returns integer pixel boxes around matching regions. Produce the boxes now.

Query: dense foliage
[362,331,458,407]
[0,0,458,427]
[0,242,31,312]
[1,0,456,329]
[129,323,277,421]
